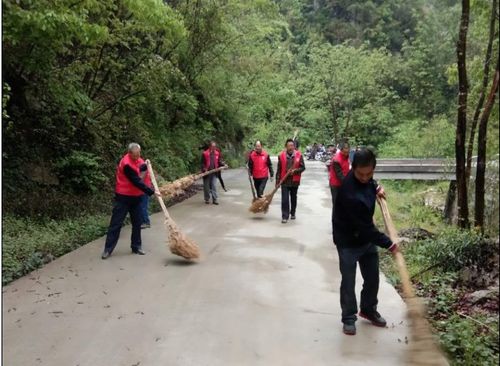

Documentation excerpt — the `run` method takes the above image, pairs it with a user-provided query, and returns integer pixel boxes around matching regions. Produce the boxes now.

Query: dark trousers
[253,177,268,197]
[203,174,218,202]
[330,186,339,223]
[104,195,143,253]
[281,185,298,219]
[140,194,150,225]
[336,243,379,324]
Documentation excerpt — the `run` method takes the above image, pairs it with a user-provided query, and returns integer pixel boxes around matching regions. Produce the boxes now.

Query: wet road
[2,160,409,366]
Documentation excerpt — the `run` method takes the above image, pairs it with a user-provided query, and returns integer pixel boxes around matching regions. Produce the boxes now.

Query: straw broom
[146,160,201,260]
[159,166,227,199]
[377,197,449,366]
[249,170,293,214]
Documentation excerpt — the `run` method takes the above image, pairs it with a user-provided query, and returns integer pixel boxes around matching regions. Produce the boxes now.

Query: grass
[376,180,499,366]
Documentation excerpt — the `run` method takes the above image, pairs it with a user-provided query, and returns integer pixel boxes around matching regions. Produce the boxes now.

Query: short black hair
[352,148,377,169]
[285,138,294,146]
[338,141,350,150]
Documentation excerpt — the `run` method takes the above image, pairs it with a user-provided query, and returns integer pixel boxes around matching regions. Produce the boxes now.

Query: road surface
[3,160,409,366]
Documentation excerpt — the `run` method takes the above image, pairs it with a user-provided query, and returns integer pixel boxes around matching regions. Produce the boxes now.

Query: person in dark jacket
[248,140,274,197]
[333,148,399,335]
[102,143,161,259]
[276,139,305,223]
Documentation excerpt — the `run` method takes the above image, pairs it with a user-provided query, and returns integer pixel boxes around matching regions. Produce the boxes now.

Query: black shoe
[205,200,210,204]
[343,322,356,335]
[281,219,288,224]
[101,251,111,260]
[290,215,296,220]
[359,311,387,327]
[212,201,219,205]
[132,248,146,255]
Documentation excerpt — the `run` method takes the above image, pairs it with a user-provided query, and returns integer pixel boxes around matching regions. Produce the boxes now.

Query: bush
[2,214,109,284]
[55,151,108,193]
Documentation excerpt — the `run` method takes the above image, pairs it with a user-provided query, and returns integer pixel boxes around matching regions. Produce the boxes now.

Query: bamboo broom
[377,197,448,366]
[146,160,201,260]
[159,166,227,198]
[249,170,293,214]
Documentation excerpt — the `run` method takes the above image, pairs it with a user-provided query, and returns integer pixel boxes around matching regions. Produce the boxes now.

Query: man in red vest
[330,141,351,221]
[201,141,225,205]
[102,143,161,259]
[248,140,274,198]
[276,139,306,223]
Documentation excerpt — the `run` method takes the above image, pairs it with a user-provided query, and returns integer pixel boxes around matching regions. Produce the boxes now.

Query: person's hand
[388,242,399,254]
[154,190,162,197]
[376,185,386,199]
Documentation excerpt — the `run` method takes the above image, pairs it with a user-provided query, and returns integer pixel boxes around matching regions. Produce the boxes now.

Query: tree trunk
[455,0,470,228]
[465,0,497,183]
[444,180,457,224]
[474,62,499,230]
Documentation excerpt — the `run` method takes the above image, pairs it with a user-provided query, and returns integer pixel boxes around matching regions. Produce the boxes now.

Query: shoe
[359,311,387,327]
[343,322,356,335]
[290,215,296,220]
[101,251,111,260]
[212,201,219,205]
[132,248,146,255]
[281,219,288,224]
[205,201,210,204]
[141,224,151,229]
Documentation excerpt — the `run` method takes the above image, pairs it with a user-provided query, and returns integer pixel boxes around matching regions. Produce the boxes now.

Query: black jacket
[333,171,392,249]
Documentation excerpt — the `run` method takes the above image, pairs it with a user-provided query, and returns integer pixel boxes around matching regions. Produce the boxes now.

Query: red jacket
[202,148,220,171]
[115,153,145,196]
[249,150,270,179]
[329,151,350,187]
[279,150,302,183]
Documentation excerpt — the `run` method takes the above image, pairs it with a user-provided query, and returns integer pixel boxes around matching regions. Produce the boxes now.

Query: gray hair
[128,142,141,151]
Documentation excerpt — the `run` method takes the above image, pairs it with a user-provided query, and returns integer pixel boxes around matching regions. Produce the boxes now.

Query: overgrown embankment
[377,181,499,366]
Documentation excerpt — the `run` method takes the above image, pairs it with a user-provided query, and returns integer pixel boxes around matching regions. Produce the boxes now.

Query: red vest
[202,149,220,171]
[279,150,302,183]
[115,153,145,196]
[329,151,350,187]
[138,158,151,187]
[249,150,270,179]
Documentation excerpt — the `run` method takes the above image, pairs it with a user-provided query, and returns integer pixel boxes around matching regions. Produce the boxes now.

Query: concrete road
[3,160,409,366]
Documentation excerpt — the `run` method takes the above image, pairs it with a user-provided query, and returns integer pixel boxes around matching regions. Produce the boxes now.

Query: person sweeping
[200,141,225,205]
[248,140,274,198]
[332,147,398,335]
[329,141,351,222]
[276,139,305,223]
[101,143,161,260]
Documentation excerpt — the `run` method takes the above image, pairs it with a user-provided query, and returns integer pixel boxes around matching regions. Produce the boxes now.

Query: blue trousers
[336,243,380,323]
[104,195,143,253]
[140,194,150,225]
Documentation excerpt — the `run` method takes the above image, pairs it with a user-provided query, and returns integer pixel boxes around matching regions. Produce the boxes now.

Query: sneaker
[131,248,146,255]
[359,311,387,327]
[290,215,296,220]
[212,201,219,205]
[141,224,151,229]
[343,322,356,335]
[101,251,111,260]
[281,219,288,224]
[205,200,210,204]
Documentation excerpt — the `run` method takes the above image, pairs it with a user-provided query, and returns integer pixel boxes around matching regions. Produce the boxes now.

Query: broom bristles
[166,221,200,260]
[248,192,274,213]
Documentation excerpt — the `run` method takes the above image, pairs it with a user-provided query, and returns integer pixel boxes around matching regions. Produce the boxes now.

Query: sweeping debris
[377,197,449,366]
[249,170,292,214]
[147,160,201,260]
[159,166,227,199]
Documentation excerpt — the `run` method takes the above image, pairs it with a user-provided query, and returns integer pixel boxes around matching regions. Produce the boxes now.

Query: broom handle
[146,160,172,221]
[247,168,257,200]
[376,197,415,299]
[270,170,293,196]
[193,165,228,180]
